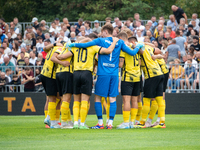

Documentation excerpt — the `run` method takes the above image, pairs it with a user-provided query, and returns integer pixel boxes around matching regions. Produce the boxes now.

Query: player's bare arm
[57,51,73,60]
[119,58,124,68]
[51,52,70,67]
[144,42,155,48]
[43,43,63,52]
[100,37,119,54]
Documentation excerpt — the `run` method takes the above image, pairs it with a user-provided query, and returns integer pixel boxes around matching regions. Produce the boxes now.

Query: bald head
[171,5,178,11]
[1,72,5,79]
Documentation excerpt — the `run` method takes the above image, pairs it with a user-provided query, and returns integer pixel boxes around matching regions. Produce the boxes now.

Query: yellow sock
[149,100,158,120]
[123,111,130,123]
[44,110,48,118]
[136,102,142,121]
[48,102,56,121]
[155,96,165,123]
[73,101,80,122]
[80,101,88,123]
[56,110,60,121]
[131,108,138,122]
[140,97,150,124]
[106,97,110,120]
[61,101,69,122]
[67,108,72,122]
[163,99,166,109]
[101,97,104,113]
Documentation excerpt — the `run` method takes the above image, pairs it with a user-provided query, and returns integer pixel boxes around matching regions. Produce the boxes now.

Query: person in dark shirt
[24,57,33,67]
[21,67,35,92]
[186,25,193,37]
[172,5,188,24]
[32,17,40,30]
[7,74,21,92]
[35,28,45,40]
[0,72,9,91]
[75,18,83,33]
[17,52,26,66]
[191,36,200,52]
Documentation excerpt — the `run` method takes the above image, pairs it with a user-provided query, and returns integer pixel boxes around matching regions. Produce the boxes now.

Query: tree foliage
[0,0,197,22]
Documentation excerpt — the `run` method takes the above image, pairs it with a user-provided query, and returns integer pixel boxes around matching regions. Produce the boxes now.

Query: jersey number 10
[76,48,88,63]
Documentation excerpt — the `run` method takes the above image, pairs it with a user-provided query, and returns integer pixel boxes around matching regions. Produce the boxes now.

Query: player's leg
[44,96,49,118]
[106,97,110,125]
[135,93,142,125]
[79,94,90,129]
[146,98,158,127]
[44,96,50,128]
[107,75,119,129]
[55,97,61,124]
[92,75,109,129]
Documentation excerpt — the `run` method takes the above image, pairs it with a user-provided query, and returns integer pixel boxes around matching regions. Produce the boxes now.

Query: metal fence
[9,18,194,34]
[0,63,200,93]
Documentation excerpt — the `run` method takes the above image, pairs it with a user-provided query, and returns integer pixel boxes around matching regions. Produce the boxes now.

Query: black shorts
[140,75,143,92]
[163,72,169,92]
[56,72,73,96]
[41,75,58,96]
[121,81,140,96]
[143,75,164,98]
[73,70,93,95]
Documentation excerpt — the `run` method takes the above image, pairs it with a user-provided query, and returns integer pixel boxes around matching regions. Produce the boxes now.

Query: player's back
[97,37,124,76]
[71,45,100,72]
[156,58,169,74]
[140,45,163,79]
[41,46,62,79]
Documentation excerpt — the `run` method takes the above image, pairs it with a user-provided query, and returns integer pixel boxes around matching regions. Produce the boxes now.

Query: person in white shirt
[136,30,144,42]
[184,54,198,70]
[190,19,199,32]
[29,51,37,65]
[10,27,17,39]
[78,26,89,36]
[11,42,21,59]
[2,41,11,54]
[8,52,16,66]
[49,22,60,35]
[62,25,70,37]
[57,30,69,42]
[5,68,12,82]
[135,20,145,36]
[112,17,119,28]
[36,36,44,54]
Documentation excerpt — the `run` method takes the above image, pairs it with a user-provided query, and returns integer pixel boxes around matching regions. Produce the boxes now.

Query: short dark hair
[106,17,112,21]
[6,68,11,73]
[13,75,18,78]
[128,36,138,42]
[0,47,5,50]
[172,39,176,43]
[176,30,180,35]
[0,18,5,22]
[24,67,30,71]
[14,37,19,41]
[187,58,192,62]
[37,27,42,32]
[117,31,128,40]
[101,24,114,35]
[78,18,83,22]
[88,33,98,39]
[84,20,91,27]
[37,36,43,40]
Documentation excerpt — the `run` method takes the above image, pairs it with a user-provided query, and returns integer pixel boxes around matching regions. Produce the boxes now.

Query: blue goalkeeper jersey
[74,37,139,76]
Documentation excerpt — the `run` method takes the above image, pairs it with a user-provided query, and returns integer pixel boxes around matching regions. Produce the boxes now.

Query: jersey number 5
[76,48,88,63]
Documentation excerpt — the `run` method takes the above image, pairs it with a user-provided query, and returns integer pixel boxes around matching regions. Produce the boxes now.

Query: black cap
[188,24,193,28]
[55,18,59,21]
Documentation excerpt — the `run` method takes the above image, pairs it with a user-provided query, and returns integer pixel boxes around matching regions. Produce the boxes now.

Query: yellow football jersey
[41,46,62,79]
[156,58,169,74]
[120,50,140,82]
[140,45,163,79]
[70,46,100,72]
[55,45,73,74]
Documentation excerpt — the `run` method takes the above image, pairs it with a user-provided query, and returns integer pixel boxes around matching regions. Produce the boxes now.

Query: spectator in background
[167,15,178,31]
[172,5,187,24]
[10,27,17,39]
[153,40,159,48]
[36,36,44,54]
[191,36,200,52]
[125,19,133,31]
[193,71,199,93]
[161,40,168,55]
[69,25,78,37]
[25,44,32,53]
[143,24,153,36]
[0,51,4,64]
[10,22,19,34]
[21,67,35,92]
[166,26,176,38]
[151,16,157,27]
[112,17,119,28]
[0,29,6,43]
[190,19,199,32]
[175,30,187,57]
[166,39,181,63]
[189,13,199,27]
[179,28,187,39]
[54,18,61,31]
[1,54,15,72]
[135,20,145,35]
[146,30,155,42]
[11,42,20,59]
[0,72,9,92]
[40,20,49,30]
[2,41,11,54]
[92,20,102,34]
[36,28,45,40]
[44,33,54,44]
[156,30,166,42]
[84,20,93,34]
[0,18,9,34]
[13,17,22,33]
[70,32,76,41]
[154,24,163,38]
[58,30,69,42]
[184,54,198,70]
[29,51,37,65]
[62,18,71,30]
[75,18,83,33]
[24,33,32,46]
[32,17,39,30]
[17,47,29,61]
[8,52,16,66]
[186,24,193,36]
[5,68,12,82]
[78,26,88,36]
[17,52,26,66]
[39,24,49,34]
[105,17,112,24]
[168,59,185,93]
[62,25,70,37]
[24,57,33,67]
[176,18,188,31]
[136,30,144,42]
[37,53,45,65]
[180,58,196,92]
[49,22,60,34]
[134,13,144,25]
[4,38,13,50]
[7,74,21,92]
[30,32,36,49]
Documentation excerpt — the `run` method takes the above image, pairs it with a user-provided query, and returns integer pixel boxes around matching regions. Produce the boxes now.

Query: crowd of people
[0,5,200,93]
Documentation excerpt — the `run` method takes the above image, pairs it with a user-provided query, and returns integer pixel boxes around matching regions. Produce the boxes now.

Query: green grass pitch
[1,115,200,150]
